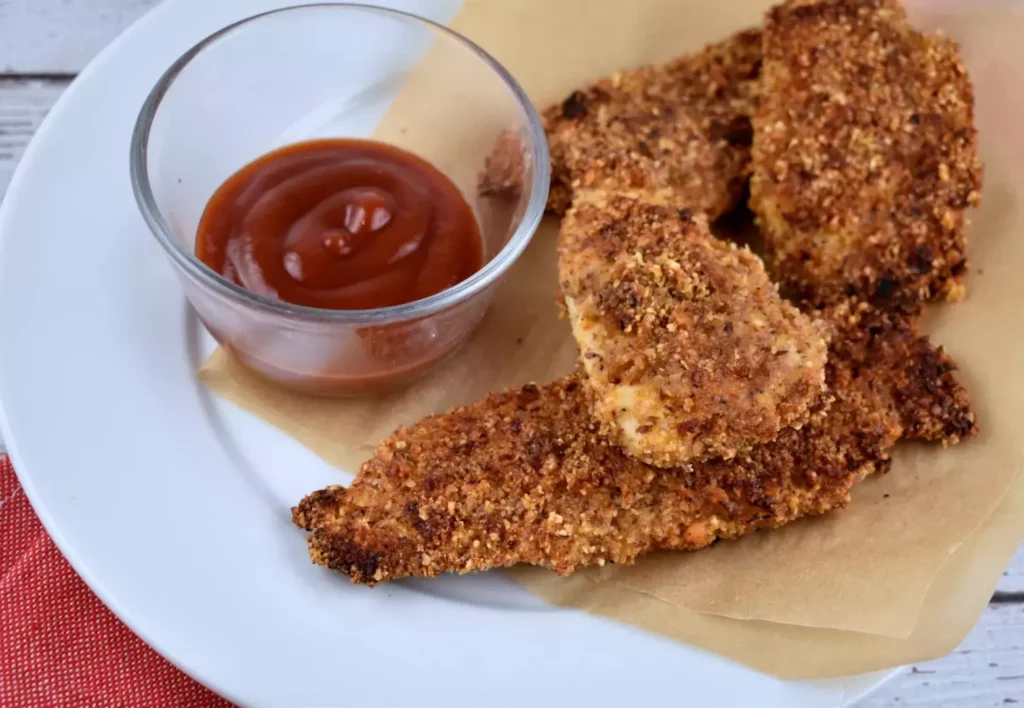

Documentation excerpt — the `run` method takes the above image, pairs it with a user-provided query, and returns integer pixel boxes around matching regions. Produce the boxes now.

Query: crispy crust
[480,30,762,217]
[560,189,829,466]
[293,379,862,585]
[822,298,975,445]
[545,29,762,218]
[750,0,982,307]
[293,303,975,585]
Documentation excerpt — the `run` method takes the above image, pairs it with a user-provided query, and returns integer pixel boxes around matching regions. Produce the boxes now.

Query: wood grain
[999,551,1024,595]
[864,605,1024,707]
[0,79,69,198]
[0,0,160,74]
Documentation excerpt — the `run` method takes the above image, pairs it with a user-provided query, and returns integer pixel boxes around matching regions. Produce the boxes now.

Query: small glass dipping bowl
[130,3,548,396]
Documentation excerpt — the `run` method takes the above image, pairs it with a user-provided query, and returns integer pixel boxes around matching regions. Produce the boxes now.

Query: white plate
[0,1,896,705]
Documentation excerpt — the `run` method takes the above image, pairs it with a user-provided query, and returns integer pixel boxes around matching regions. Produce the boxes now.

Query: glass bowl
[130,3,548,396]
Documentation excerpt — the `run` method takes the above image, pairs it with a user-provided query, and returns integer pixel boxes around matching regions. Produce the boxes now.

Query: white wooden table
[1,1,1022,705]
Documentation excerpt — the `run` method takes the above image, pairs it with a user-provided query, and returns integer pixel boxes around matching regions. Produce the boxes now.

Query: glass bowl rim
[128,2,550,325]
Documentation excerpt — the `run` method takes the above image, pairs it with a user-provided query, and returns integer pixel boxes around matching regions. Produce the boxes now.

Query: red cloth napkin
[0,456,234,707]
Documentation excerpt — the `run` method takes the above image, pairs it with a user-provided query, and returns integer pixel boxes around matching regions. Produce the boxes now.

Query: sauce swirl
[196,138,483,310]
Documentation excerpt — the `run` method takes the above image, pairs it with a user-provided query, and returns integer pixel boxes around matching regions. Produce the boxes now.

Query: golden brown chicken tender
[480,29,762,217]
[294,378,857,585]
[559,189,829,467]
[544,29,762,217]
[750,0,982,308]
[293,302,975,585]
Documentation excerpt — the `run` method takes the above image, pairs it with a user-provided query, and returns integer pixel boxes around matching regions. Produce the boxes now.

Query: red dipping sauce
[196,138,484,310]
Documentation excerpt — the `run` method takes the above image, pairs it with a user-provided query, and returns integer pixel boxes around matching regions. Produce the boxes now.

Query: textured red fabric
[0,456,234,707]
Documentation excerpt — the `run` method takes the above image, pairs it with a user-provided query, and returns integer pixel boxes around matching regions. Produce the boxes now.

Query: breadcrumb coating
[544,29,761,218]
[822,298,975,445]
[560,189,829,466]
[750,0,982,307]
[293,302,975,585]
[480,29,762,217]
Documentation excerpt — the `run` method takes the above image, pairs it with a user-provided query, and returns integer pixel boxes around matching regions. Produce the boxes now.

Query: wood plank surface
[863,605,1024,707]
[0,79,70,193]
[0,0,160,74]
[1000,551,1024,596]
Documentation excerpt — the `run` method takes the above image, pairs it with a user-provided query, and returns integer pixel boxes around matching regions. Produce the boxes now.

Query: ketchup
[196,138,484,310]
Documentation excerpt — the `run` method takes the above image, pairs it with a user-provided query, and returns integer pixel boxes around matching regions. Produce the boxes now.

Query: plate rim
[0,3,254,701]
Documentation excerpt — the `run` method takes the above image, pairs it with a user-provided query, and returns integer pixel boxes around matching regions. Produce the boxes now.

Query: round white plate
[0,1,896,705]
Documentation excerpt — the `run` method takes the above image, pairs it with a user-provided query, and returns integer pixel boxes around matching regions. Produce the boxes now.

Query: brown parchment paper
[199,0,1024,677]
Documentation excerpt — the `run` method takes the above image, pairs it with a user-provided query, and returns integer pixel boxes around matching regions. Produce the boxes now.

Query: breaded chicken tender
[751,0,982,307]
[294,379,858,585]
[545,29,761,217]
[559,190,829,467]
[293,303,975,585]
[480,29,762,217]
